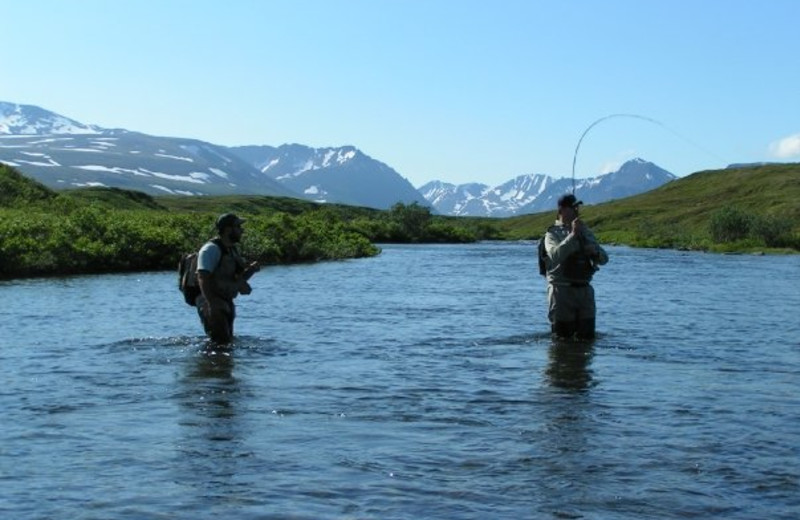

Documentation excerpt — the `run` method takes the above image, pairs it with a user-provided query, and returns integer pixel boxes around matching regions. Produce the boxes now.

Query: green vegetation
[0,164,492,279]
[496,163,800,253]
[0,164,55,207]
[1,162,797,280]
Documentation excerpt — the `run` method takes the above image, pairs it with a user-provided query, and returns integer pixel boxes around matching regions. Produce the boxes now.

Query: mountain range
[1,101,677,215]
[420,159,676,217]
[0,102,426,209]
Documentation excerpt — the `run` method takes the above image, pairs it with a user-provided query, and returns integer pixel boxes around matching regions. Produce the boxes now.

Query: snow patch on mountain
[208,168,229,179]
[155,152,194,162]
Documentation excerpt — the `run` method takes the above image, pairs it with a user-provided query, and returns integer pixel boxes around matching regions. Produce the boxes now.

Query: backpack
[178,252,201,306]
[178,238,225,306]
[537,235,547,276]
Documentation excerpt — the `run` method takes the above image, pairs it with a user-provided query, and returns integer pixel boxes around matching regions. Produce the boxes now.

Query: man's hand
[238,280,253,295]
[571,218,585,236]
[243,261,260,280]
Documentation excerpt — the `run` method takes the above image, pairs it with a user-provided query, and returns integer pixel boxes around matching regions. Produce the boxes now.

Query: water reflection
[181,345,238,427]
[175,345,250,501]
[545,338,595,390]
[190,346,236,383]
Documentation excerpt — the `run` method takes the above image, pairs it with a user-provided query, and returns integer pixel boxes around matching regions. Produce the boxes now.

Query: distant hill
[419,158,677,217]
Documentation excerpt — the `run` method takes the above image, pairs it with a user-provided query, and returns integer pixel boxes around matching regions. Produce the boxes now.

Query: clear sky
[3,0,799,187]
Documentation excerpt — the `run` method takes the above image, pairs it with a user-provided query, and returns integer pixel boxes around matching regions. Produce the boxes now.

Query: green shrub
[709,206,797,249]
[749,214,794,248]
[710,206,753,243]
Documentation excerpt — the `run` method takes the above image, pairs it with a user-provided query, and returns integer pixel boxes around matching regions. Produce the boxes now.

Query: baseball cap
[215,213,245,231]
[557,194,583,208]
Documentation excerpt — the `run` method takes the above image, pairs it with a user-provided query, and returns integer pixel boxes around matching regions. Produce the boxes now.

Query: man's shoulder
[198,240,219,254]
[197,240,224,271]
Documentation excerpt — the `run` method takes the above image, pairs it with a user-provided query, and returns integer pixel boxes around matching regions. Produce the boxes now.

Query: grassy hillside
[496,163,800,252]
[0,164,55,207]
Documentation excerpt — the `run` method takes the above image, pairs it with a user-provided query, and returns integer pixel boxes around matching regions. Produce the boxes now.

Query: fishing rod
[570,113,727,195]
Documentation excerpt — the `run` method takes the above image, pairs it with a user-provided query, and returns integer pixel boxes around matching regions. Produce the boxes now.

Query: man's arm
[545,229,580,265]
[197,270,221,305]
[581,227,609,266]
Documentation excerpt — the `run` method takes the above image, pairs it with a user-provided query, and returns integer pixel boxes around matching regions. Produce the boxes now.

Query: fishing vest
[205,240,245,301]
[562,249,597,283]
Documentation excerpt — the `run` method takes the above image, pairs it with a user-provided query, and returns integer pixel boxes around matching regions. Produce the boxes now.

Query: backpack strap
[209,237,245,274]
[210,237,228,255]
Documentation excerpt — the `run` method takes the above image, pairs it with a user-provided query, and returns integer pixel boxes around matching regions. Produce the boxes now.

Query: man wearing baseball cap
[195,213,260,343]
[540,194,608,339]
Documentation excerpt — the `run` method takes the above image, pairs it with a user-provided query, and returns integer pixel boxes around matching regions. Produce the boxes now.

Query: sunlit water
[1,243,798,519]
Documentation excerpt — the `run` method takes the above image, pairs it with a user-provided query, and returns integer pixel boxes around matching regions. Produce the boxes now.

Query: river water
[1,242,798,519]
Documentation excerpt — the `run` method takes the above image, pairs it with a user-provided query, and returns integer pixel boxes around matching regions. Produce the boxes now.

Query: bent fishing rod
[570,113,727,195]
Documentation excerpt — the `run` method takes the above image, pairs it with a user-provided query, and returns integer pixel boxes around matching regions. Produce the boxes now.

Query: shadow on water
[545,337,596,391]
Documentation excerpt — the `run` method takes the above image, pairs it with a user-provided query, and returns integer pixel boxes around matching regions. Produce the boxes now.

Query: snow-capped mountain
[418,181,492,215]
[420,159,676,217]
[0,102,103,135]
[420,174,555,217]
[230,144,429,209]
[0,102,294,197]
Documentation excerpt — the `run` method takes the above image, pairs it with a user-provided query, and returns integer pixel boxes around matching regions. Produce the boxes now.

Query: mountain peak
[229,143,429,209]
[0,101,103,135]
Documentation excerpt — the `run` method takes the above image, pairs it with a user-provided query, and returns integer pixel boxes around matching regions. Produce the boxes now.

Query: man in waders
[196,213,260,344]
[541,194,608,339]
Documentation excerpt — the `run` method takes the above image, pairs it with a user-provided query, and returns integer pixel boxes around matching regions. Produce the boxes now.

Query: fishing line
[570,113,728,194]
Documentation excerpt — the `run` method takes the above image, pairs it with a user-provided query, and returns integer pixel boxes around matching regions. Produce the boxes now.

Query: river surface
[1,242,798,519]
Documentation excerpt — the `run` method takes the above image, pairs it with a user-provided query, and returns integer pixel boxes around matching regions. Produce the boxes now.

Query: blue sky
[2,0,798,187]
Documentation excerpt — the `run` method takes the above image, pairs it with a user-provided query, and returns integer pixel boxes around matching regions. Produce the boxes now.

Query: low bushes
[0,204,379,279]
[710,206,797,249]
